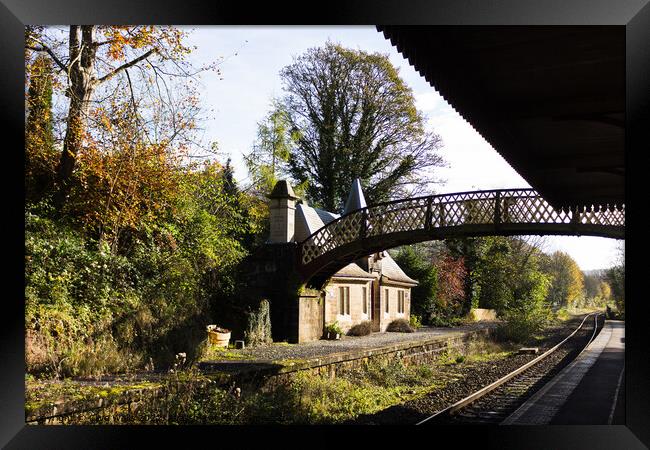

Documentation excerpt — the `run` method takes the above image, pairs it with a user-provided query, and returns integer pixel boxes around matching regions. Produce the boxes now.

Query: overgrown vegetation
[29,334,517,424]
[244,299,273,346]
[24,26,267,378]
[25,26,623,385]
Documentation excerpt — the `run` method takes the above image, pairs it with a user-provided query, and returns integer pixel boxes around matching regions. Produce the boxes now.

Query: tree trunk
[54,25,97,208]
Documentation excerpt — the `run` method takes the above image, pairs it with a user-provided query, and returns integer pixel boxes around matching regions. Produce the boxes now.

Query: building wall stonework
[379,284,412,332]
[298,293,324,343]
[325,279,372,333]
[325,279,411,334]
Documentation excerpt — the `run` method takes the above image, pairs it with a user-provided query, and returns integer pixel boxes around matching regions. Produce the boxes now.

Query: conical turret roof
[344,178,367,214]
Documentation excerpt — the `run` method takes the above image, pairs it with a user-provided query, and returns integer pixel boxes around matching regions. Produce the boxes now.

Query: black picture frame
[2,0,649,447]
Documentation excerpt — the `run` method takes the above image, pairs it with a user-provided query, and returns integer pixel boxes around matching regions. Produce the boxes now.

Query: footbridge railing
[298,189,624,282]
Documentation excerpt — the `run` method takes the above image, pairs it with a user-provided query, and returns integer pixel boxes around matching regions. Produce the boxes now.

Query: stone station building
[268,179,418,339]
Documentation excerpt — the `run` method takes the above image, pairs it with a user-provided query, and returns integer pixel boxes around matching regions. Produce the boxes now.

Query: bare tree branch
[98,48,157,84]
[26,44,67,73]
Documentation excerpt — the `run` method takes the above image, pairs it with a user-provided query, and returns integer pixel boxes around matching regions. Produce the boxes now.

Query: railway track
[417,312,603,425]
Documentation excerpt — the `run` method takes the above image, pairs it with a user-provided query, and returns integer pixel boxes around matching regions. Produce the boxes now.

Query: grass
[438,338,515,366]
[27,335,519,424]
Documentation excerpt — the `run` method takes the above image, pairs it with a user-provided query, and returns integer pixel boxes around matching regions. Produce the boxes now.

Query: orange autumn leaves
[74,140,182,246]
[98,26,192,62]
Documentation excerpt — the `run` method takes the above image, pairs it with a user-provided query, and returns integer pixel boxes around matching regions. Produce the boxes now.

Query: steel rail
[416,312,601,425]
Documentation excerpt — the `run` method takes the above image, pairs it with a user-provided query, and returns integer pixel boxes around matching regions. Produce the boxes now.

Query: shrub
[386,318,414,333]
[325,321,343,336]
[409,314,422,329]
[555,307,570,322]
[496,305,552,343]
[244,299,272,346]
[347,321,372,336]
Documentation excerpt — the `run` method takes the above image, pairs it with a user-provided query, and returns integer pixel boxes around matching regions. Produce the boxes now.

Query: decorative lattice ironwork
[299,189,625,266]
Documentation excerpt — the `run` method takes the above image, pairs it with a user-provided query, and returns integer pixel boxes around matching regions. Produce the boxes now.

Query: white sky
[181,26,622,271]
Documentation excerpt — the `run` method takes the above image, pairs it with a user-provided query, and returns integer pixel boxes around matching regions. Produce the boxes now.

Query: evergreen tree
[394,245,438,322]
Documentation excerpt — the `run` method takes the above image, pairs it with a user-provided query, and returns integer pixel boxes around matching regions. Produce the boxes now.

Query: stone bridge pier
[239,181,322,343]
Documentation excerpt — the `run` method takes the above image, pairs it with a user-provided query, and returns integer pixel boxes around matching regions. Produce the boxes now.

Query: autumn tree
[278,42,445,212]
[25,26,208,208]
[433,252,468,316]
[540,251,584,309]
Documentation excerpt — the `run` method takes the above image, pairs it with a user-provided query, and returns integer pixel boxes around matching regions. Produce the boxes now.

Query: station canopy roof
[378,26,625,211]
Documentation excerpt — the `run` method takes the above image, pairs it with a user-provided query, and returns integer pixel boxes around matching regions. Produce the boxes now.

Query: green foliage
[244,106,307,197]
[496,305,552,344]
[555,307,571,322]
[605,243,625,314]
[409,314,422,330]
[496,272,552,343]
[539,251,585,309]
[24,27,267,379]
[325,321,343,336]
[444,236,554,342]
[25,55,57,203]
[25,159,265,378]
[393,245,438,322]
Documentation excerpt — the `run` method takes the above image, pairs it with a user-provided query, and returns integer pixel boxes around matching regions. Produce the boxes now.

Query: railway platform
[503,320,625,425]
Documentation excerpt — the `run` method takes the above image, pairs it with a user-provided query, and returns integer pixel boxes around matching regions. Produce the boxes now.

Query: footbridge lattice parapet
[298,189,624,283]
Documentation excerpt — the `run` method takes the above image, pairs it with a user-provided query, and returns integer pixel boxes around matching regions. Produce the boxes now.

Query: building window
[362,286,367,314]
[385,288,390,313]
[398,290,405,314]
[339,286,350,315]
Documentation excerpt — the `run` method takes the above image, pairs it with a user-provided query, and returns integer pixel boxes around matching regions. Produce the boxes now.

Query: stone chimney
[267,180,299,243]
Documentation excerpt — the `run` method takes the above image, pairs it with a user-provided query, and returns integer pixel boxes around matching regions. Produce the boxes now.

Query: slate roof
[293,179,418,286]
[268,180,298,199]
[343,178,368,214]
[379,253,419,286]
[331,262,376,280]
[294,203,340,241]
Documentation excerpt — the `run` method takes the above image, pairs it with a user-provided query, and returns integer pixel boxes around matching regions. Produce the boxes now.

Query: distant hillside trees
[583,270,612,308]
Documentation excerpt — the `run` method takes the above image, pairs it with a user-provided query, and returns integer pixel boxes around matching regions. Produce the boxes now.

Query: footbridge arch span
[298,189,624,288]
